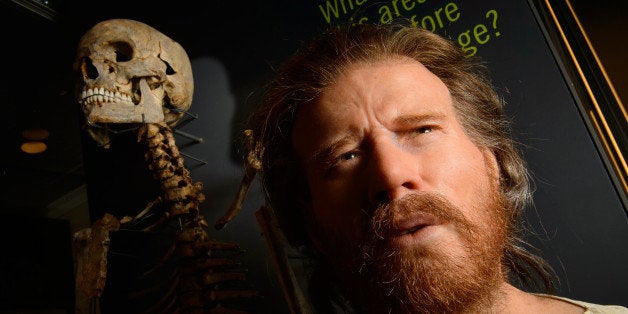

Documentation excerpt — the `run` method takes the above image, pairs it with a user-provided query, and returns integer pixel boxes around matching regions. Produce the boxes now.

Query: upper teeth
[79,87,134,105]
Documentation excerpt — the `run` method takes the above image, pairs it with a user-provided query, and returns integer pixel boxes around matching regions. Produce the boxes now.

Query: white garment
[540,294,628,313]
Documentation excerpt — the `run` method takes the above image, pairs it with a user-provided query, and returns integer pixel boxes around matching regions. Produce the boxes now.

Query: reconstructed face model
[292,58,509,312]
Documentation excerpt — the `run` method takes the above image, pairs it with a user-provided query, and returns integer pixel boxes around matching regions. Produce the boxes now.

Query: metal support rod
[174,129,203,143]
[180,152,207,165]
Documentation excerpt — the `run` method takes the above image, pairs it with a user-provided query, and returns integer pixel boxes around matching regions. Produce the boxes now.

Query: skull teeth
[80,87,134,106]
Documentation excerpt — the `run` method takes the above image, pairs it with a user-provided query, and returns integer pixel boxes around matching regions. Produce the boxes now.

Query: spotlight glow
[21,141,47,154]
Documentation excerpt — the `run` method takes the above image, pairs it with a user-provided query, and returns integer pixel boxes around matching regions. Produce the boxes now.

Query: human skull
[74,19,193,146]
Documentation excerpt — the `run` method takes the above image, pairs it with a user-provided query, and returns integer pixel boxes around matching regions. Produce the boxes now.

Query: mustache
[368,192,472,243]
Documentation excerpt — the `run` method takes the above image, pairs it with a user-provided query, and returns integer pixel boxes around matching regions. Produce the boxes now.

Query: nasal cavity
[81,58,98,80]
[402,181,415,189]
[372,181,416,207]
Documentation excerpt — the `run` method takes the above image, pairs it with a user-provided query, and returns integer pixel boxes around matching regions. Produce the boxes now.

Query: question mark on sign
[486,10,500,37]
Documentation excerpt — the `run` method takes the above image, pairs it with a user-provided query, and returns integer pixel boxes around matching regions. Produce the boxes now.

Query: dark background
[0,0,626,313]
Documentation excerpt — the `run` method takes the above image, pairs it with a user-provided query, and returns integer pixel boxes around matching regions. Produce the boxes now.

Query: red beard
[317,192,509,313]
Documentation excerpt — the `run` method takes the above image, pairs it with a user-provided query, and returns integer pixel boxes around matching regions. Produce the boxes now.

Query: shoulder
[536,294,628,314]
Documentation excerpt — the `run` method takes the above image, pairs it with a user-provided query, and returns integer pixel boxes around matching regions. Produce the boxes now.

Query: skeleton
[72,19,258,313]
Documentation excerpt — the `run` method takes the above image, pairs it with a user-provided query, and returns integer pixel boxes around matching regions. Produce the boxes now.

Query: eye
[320,150,361,178]
[412,126,433,135]
[341,151,358,161]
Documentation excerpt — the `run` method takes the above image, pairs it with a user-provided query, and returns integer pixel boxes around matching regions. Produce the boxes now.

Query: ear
[481,147,501,188]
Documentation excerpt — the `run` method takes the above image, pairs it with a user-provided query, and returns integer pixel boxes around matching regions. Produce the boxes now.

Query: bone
[74,214,121,300]
[137,78,166,122]
[208,290,262,302]
[86,78,165,124]
[201,272,246,285]
[256,205,312,314]
[215,130,262,230]
[179,258,236,274]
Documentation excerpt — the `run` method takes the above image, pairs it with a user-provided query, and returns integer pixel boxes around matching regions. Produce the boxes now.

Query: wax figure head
[251,24,554,313]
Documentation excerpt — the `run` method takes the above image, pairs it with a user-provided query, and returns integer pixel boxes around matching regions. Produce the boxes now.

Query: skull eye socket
[81,57,99,80]
[112,41,133,62]
[159,55,176,75]
[165,61,175,75]
[161,59,177,75]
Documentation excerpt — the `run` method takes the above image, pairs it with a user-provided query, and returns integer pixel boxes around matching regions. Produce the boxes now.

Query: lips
[392,213,438,234]
[384,213,441,248]
[398,224,428,235]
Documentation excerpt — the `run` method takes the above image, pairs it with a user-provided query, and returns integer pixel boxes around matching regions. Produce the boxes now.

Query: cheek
[307,176,366,237]
[309,178,355,220]
[431,144,494,216]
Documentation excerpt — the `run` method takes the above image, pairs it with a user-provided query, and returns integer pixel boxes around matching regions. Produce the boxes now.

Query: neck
[474,281,520,313]
[350,272,514,313]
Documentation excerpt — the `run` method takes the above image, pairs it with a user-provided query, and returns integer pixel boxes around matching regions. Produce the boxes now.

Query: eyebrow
[305,113,447,165]
[392,113,447,127]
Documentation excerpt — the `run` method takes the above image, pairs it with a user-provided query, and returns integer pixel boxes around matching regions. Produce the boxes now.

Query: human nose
[366,138,421,206]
